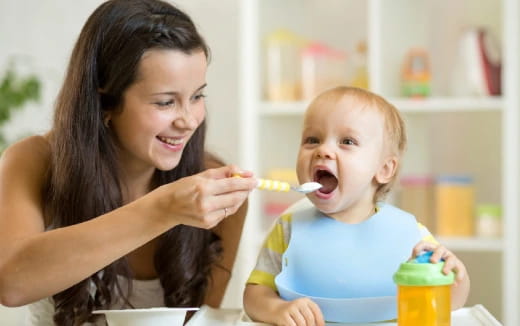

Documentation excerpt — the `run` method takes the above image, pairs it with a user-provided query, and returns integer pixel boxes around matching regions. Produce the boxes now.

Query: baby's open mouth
[314,169,338,194]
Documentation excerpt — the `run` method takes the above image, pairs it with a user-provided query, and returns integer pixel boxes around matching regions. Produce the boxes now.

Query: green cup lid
[393,252,455,286]
[476,204,502,218]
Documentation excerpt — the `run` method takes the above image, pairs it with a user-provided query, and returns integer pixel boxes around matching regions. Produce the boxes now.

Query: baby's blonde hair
[308,86,407,202]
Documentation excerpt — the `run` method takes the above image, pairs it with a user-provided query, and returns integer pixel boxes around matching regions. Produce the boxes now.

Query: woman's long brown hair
[43,0,221,324]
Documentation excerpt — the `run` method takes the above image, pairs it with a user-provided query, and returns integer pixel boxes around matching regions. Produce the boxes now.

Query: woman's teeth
[158,136,182,145]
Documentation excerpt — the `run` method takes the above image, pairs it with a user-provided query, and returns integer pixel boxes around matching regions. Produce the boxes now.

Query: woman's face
[108,48,207,174]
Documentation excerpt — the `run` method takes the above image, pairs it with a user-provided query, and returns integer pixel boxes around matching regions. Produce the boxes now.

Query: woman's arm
[203,152,248,307]
[0,137,173,306]
[0,138,256,307]
[205,200,248,307]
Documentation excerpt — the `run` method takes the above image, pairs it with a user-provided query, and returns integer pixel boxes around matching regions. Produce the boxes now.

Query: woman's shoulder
[0,134,51,174]
[2,134,51,158]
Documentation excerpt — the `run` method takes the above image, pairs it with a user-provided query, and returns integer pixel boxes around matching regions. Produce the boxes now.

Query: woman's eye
[341,138,355,145]
[156,100,175,107]
[192,93,207,101]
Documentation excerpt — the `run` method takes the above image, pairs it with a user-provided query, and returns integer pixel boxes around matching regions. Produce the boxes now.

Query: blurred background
[1,0,519,325]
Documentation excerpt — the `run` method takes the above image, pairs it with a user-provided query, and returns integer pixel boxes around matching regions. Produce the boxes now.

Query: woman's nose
[174,106,199,130]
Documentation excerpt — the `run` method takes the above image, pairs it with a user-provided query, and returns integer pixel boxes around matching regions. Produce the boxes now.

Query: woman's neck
[119,165,156,203]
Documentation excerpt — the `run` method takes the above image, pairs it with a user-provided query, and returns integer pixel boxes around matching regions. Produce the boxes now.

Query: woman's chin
[155,159,181,171]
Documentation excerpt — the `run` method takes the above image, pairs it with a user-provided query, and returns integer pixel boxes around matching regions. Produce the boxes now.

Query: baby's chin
[307,195,340,215]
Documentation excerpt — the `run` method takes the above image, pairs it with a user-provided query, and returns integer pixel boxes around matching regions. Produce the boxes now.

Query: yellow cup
[393,252,455,326]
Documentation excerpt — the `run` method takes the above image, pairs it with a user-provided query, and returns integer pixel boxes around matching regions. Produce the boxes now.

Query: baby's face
[296,96,389,221]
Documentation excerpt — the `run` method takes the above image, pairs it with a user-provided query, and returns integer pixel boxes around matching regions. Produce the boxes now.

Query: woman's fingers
[202,164,254,180]
[185,186,249,228]
[156,165,255,229]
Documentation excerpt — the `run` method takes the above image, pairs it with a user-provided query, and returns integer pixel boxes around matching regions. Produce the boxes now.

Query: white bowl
[93,307,199,326]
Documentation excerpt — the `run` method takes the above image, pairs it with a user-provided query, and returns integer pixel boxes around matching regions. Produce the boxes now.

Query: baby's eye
[341,138,355,145]
[304,136,320,144]
[155,100,175,108]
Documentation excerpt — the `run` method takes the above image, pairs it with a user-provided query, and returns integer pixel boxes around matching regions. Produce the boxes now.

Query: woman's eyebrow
[150,83,207,96]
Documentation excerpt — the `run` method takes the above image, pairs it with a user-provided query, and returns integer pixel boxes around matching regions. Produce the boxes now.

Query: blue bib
[275,202,421,323]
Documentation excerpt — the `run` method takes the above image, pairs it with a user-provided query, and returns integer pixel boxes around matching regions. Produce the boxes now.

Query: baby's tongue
[318,174,338,194]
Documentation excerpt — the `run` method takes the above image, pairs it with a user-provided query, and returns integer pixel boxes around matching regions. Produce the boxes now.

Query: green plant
[0,67,41,148]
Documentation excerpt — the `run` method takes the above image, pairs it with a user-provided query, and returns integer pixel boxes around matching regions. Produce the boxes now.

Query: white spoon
[256,178,322,194]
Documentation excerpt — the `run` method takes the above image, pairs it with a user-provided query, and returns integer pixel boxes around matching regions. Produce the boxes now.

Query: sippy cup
[393,251,455,326]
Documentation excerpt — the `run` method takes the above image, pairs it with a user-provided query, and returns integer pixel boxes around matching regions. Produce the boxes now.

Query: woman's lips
[157,136,184,151]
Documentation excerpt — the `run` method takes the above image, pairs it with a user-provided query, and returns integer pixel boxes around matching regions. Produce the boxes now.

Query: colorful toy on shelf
[393,251,454,326]
[351,41,369,89]
[401,48,431,98]
[451,27,502,96]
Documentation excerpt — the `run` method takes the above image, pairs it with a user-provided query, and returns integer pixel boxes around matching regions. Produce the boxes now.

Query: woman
[0,0,256,324]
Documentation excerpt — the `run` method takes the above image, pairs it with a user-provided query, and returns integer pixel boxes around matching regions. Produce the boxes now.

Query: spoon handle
[232,174,299,192]
[256,178,291,192]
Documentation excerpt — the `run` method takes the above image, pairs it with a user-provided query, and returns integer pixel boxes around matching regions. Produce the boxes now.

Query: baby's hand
[411,241,468,285]
[273,297,325,326]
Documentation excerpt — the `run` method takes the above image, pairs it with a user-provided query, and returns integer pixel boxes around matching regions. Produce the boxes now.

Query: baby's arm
[244,284,324,326]
[243,213,324,325]
[411,241,470,309]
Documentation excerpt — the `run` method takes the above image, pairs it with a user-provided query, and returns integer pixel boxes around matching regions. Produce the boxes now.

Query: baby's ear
[375,156,398,184]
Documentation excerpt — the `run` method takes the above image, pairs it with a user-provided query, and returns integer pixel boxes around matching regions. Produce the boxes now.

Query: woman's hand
[152,165,256,229]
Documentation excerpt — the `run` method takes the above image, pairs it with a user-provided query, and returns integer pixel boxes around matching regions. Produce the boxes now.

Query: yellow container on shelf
[393,251,455,326]
[300,41,348,100]
[475,204,502,238]
[435,175,474,237]
[398,175,435,234]
[264,29,304,101]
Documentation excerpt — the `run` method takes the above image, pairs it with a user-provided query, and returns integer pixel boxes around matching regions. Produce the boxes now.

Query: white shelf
[260,96,503,116]
[436,237,504,252]
[239,0,519,324]
[389,97,503,112]
[260,101,309,116]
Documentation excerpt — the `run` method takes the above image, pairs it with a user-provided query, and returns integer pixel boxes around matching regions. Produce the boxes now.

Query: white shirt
[25,277,164,325]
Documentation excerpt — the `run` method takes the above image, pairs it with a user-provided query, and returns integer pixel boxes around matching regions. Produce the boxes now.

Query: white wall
[0,0,241,162]
[0,0,244,321]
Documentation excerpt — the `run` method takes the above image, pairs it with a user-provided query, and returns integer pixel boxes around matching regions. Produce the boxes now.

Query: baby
[243,86,470,325]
